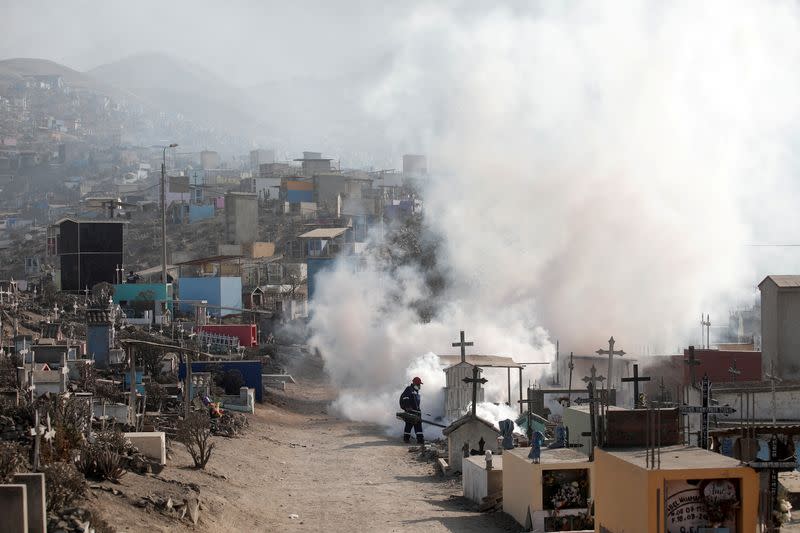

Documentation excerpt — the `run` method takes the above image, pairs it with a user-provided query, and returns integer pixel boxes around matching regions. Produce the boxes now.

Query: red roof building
[682,348,761,384]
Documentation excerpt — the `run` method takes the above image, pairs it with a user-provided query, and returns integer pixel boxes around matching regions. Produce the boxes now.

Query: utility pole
[701,314,711,349]
[160,143,178,285]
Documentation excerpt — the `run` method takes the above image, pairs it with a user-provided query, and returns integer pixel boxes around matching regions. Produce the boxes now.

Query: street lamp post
[160,144,178,284]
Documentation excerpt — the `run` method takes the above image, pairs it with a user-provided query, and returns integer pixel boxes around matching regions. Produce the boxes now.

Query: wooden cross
[452,330,474,364]
[621,364,651,409]
[728,359,741,383]
[596,336,624,397]
[684,345,702,386]
[462,365,487,417]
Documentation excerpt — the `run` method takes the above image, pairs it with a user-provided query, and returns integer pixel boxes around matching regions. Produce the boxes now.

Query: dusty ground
[86,352,520,533]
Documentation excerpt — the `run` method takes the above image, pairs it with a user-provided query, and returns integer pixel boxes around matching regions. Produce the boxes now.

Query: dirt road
[88,360,519,532]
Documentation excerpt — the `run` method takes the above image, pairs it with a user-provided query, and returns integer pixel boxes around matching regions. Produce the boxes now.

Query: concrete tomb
[0,484,28,533]
[124,431,167,465]
[442,415,500,474]
[503,447,594,532]
[463,454,503,504]
[13,473,46,533]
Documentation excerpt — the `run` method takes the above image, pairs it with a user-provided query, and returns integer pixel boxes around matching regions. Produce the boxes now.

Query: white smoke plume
[310,1,800,432]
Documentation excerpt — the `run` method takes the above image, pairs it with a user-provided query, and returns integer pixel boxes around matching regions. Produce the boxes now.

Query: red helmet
[412,377,423,385]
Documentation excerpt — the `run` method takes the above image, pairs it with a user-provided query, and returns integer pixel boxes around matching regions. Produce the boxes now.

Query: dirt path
[88,358,519,532]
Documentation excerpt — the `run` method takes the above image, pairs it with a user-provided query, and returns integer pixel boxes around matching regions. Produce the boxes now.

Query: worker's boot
[416,434,425,445]
[403,434,411,443]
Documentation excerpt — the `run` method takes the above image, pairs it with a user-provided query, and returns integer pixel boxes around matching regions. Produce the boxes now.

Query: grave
[594,445,758,533]
[442,364,500,473]
[124,431,167,465]
[179,360,264,402]
[442,415,500,474]
[463,454,503,504]
[0,484,28,533]
[13,473,46,533]
[221,386,255,413]
[502,446,594,531]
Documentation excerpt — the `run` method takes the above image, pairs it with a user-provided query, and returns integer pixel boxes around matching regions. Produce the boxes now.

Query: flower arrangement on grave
[551,481,584,510]
[700,479,740,526]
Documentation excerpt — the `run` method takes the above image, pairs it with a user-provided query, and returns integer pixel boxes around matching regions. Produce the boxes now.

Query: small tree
[178,412,215,469]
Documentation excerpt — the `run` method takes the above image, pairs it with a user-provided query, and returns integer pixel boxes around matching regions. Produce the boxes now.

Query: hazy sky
[0,0,414,87]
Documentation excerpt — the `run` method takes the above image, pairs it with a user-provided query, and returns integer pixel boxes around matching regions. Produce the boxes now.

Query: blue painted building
[178,276,242,317]
[306,257,335,302]
[86,309,113,369]
[188,204,215,223]
[113,283,172,323]
[179,360,264,402]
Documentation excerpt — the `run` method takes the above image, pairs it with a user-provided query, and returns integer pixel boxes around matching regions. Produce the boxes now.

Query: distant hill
[88,52,236,100]
[0,57,128,98]
[89,53,261,137]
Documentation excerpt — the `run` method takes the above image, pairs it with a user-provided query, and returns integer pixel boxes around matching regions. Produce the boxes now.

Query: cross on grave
[596,337,624,443]
[728,359,741,383]
[452,330,474,364]
[744,436,798,533]
[462,365,487,418]
[657,376,672,405]
[567,352,575,406]
[763,361,783,425]
[621,364,651,409]
[684,345,702,386]
[580,365,606,454]
[678,374,736,449]
[576,382,603,461]
[683,346,702,385]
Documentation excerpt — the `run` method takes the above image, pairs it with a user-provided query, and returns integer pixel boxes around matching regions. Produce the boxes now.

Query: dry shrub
[95,429,134,454]
[211,411,249,438]
[76,445,126,482]
[0,441,30,482]
[144,382,165,411]
[42,461,85,512]
[178,411,215,469]
[76,430,130,481]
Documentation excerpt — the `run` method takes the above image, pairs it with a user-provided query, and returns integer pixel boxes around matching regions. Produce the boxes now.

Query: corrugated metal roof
[759,275,800,288]
[439,354,524,369]
[298,228,348,239]
[174,254,242,266]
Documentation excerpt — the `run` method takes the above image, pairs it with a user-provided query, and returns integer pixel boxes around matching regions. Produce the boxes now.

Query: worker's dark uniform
[399,384,424,444]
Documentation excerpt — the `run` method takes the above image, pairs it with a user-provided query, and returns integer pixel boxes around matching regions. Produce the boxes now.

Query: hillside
[0,57,131,99]
[89,53,261,137]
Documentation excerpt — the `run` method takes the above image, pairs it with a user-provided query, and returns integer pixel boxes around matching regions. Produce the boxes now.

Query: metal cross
[621,364,651,409]
[462,365,487,417]
[765,361,782,424]
[658,376,669,404]
[577,382,603,461]
[596,336,624,394]
[452,330,474,364]
[567,352,575,406]
[684,345,702,386]
[678,375,735,448]
[728,359,741,383]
